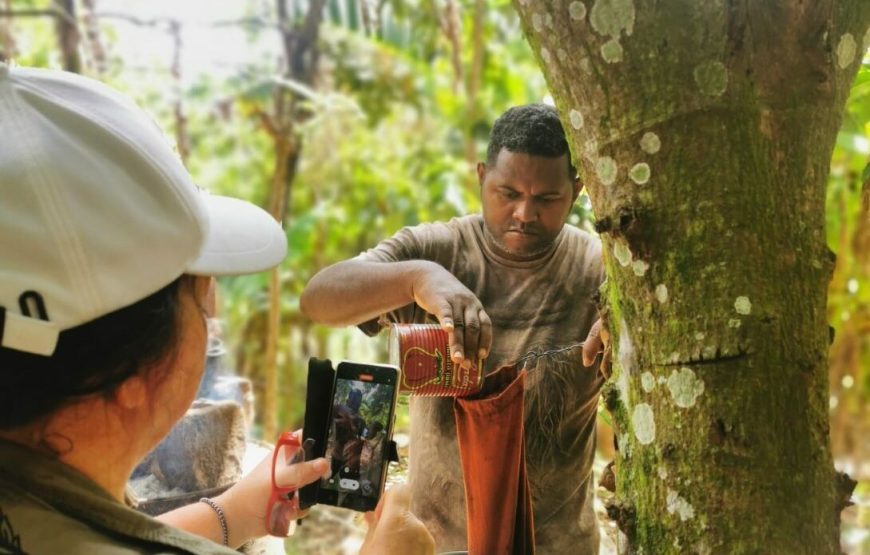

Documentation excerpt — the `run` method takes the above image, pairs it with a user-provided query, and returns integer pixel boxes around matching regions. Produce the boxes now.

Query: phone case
[298,357,399,510]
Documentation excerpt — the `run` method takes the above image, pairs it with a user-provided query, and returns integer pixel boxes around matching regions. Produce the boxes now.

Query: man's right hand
[360,485,435,555]
[582,317,611,372]
[410,265,493,369]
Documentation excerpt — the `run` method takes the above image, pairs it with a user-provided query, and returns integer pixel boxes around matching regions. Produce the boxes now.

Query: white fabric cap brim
[186,194,288,276]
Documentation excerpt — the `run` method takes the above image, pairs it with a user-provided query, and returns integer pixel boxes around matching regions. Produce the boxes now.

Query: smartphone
[317,361,399,512]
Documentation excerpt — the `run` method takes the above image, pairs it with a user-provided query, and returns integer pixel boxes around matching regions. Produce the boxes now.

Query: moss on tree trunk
[514,1,870,553]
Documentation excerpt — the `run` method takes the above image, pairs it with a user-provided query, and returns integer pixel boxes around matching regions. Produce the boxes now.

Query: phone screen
[319,362,398,511]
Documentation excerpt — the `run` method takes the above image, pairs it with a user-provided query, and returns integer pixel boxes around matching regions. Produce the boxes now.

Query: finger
[477,309,492,360]
[378,484,413,520]
[435,300,455,332]
[599,324,611,347]
[462,306,481,369]
[362,510,378,544]
[273,457,330,490]
[449,305,465,365]
[582,319,603,367]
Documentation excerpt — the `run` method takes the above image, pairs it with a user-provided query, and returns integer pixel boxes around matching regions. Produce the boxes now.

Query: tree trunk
[261,0,326,441]
[513,1,869,553]
[53,0,81,73]
[0,0,15,62]
[80,0,106,75]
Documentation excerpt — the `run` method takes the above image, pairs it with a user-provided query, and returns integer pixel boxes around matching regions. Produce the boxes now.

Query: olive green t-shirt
[0,440,237,555]
[359,214,606,553]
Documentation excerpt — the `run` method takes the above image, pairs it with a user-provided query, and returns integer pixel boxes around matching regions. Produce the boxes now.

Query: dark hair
[0,275,193,430]
[486,104,576,178]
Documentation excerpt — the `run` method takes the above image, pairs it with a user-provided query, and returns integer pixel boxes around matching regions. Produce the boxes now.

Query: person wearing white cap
[0,63,433,555]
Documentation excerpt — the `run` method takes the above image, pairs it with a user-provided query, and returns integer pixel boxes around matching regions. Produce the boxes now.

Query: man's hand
[360,485,435,555]
[411,265,492,369]
[582,317,611,373]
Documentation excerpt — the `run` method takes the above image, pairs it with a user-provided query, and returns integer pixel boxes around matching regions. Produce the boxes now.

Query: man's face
[479,149,579,259]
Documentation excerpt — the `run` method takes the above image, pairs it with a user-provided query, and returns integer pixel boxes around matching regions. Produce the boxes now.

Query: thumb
[362,511,379,545]
[377,484,413,521]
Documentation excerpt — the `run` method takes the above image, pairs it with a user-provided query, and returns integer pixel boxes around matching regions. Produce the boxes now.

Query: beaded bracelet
[199,497,229,546]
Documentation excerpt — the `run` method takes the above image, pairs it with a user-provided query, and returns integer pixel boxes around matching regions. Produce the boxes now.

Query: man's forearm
[300,258,437,326]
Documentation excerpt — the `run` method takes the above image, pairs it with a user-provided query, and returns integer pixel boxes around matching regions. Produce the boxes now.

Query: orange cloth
[454,364,535,555]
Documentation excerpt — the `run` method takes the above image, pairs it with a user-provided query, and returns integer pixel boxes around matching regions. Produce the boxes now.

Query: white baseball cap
[0,63,288,357]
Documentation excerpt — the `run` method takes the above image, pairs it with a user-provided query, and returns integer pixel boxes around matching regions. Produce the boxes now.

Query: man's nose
[513,200,538,223]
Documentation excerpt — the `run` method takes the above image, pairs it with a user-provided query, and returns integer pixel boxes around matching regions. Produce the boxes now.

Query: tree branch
[0,7,76,27]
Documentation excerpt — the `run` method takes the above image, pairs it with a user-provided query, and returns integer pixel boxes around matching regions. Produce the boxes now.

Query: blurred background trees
[1,0,867,550]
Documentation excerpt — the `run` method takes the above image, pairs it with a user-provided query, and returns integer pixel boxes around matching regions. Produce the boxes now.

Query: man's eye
[500,189,519,199]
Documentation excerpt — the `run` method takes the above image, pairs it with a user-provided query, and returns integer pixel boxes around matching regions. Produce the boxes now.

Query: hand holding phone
[299,359,400,512]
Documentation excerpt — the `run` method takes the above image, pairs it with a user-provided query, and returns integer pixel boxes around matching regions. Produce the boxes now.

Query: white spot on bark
[618,318,635,377]
[569,109,584,130]
[544,13,553,28]
[668,352,680,364]
[666,488,695,521]
[657,466,668,480]
[837,33,857,69]
[657,375,666,385]
[540,47,552,64]
[632,403,656,445]
[693,60,728,97]
[590,0,636,38]
[629,162,651,184]
[864,26,870,52]
[728,318,742,328]
[655,284,668,303]
[532,13,543,32]
[601,38,624,63]
[557,48,568,63]
[569,1,587,21]
[596,156,618,185]
[734,296,752,315]
[694,332,705,341]
[584,138,598,159]
[632,259,649,276]
[613,240,632,266]
[580,57,593,74]
[640,132,661,154]
[618,433,630,458]
[641,371,655,392]
[702,345,717,359]
[667,367,705,408]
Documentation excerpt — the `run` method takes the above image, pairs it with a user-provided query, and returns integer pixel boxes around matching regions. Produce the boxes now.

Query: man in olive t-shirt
[301,104,606,553]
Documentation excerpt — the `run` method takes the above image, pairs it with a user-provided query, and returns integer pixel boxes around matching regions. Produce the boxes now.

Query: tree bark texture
[53,0,81,73]
[513,1,869,553]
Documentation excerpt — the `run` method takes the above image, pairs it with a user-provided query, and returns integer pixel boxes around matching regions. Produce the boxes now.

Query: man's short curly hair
[486,104,576,178]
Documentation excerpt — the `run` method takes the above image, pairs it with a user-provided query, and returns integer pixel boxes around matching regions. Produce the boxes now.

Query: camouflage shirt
[0,440,237,555]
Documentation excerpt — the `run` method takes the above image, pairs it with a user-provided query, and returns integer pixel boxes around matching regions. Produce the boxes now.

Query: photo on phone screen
[319,362,398,511]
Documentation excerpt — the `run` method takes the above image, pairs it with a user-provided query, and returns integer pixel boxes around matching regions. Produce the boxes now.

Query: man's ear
[115,375,148,410]
[572,176,582,202]
[476,162,486,188]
